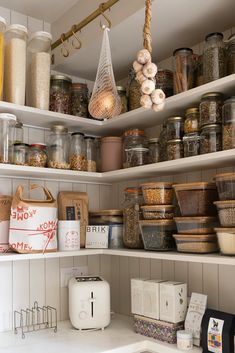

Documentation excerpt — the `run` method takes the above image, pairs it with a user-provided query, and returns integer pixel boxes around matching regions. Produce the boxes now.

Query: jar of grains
[227,33,235,75]
[0,17,6,100]
[167,139,183,160]
[173,48,194,94]
[166,116,184,140]
[155,69,173,97]
[48,125,70,169]
[184,108,199,134]
[200,124,222,154]
[159,122,168,161]
[50,75,72,114]
[123,128,147,168]
[117,86,128,114]
[183,133,201,157]
[0,113,16,163]
[222,97,235,150]
[123,187,144,249]
[14,121,23,144]
[69,132,87,171]
[203,32,226,83]
[128,68,141,111]
[148,138,160,163]
[13,143,29,166]
[199,92,223,128]
[71,83,89,118]
[85,136,97,172]
[28,143,47,167]
[4,24,28,105]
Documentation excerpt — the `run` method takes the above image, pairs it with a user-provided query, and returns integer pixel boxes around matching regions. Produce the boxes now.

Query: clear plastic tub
[141,182,174,205]
[173,182,218,216]
[214,227,235,255]
[174,216,218,234]
[173,234,218,253]
[141,205,175,220]
[139,220,176,251]
[214,200,235,227]
[214,173,235,200]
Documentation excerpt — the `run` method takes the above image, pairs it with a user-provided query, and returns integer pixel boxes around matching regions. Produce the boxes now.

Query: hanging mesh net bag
[88,27,121,120]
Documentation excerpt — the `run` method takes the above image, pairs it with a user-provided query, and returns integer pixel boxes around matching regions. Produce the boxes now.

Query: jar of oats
[69,132,87,171]
[48,125,70,169]
[28,143,47,167]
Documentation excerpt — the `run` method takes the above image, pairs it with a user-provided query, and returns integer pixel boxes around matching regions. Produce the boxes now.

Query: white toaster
[69,276,110,330]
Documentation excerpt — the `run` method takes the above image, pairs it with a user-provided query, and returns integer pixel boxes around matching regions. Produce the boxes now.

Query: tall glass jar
[48,125,70,169]
[95,137,101,172]
[0,17,6,100]
[203,32,226,83]
[14,121,23,143]
[173,48,194,94]
[49,75,72,114]
[69,132,87,171]
[159,122,167,161]
[0,113,16,163]
[166,116,184,140]
[117,86,128,114]
[155,69,173,97]
[27,31,52,110]
[123,128,147,168]
[4,24,28,105]
[123,187,144,249]
[167,139,183,160]
[148,138,160,163]
[222,97,235,150]
[200,124,222,154]
[199,92,223,128]
[194,55,204,86]
[183,133,201,157]
[71,83,89,118]
[128,68,141,111]
[227,33,235,75]
[184,108,199,134]
[85,136,96,172]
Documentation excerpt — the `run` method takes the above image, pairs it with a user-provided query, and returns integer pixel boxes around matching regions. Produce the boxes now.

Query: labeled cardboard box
[160,281,187,323]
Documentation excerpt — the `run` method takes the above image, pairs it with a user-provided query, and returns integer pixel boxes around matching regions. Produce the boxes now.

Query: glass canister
[0,17,6,100]
[71,83,89,118]
[85,136,96,172]
[48,125,70,169]
[195,54,204,86]
[14,121,23,143]
[184,108,199,134]
[0,113,16,163]
[200,124,222,154]
[128,147,149,167]
[199,92,223,128]
[203,32,226,83]
[128,68,141,111]
[155,69,173,97]
[166,116,184,140]
[227,33,235,75]
[4,24,28,105]
[159,122,167,161]
[27,31,52,110]
[123,187,144,249]
[148,138,160,163]
[69,132,87,171]
[117,86,128,114]
[13,143,29,165]
[49,75,72,114]
[123,128,147,168]
[222,97,235,150]
[173,48,194,94]
[95,137,101,172]
[183,133,201,157]
[101,137,123,172]
[28,143,47,167]
[167,139,183,160]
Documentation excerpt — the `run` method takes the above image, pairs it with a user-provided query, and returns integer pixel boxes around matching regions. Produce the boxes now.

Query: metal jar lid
[71,132,85,137]
[186,107,199,115]
[50,74,72,83]
[201,123,222,130]
[201,92,223,99]
[72,83,88,90]
[173,47,193,56]
[205,32,223,41]
[148,137,159,144]
[167,139,182,143]
[51,124,68,133]
[116,86,126,92]
[167,116,184,122]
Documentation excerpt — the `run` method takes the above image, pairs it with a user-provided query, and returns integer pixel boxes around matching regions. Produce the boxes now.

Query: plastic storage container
[155,69,173,97]
[48,125,70,169]
[148,138,159,164]
[139,219,176,251]
[222,97,235,150]
[0,113,16,163]
[0,17,6,100]
[28,143,47,167]
[117,86,128,114]
[214,228,235,255]
[69,132,87,171]
[13,143,29,166]
[173,182,218,216]
[183,133,201,157]
[85,136,96,172]
[214,173,235,200]
[199,92,223,128]
[173,233,218,253]
[123,129,147,168]
[184,108,199,134]
[101,136,122,172]
[71,83,89,118]
[166,116,184,140]
[4,24,28,105]
[214,200,235,227]
[173,48,194,94]
[49,75,72,114]
[167,139,183,160]
[227,33,235,75]
[141,182,174,205]
[174,217,218,234]
[141,205,175,220]
[200,124,222,154]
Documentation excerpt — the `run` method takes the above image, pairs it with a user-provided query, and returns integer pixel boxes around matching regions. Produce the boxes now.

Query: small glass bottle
[128,68,141,111]
[117,86,128,114]
[14,121,23,143]
[173,48,194,94]
[199,92,223,128]
[50,75,72,114]
[148,138,160,163]
[200,124,222,154]
[167,139,183,160]
[184,108,199,134]
[166,116,184,140]
[69,132,87,171]
[48,125,70,169]
[227,33,235,75]
[28,143,47,167]
[13,143,29,165]
[85,136,96,172]
[71,83,89,118]
[222,97,235,150]
[183,133,201,157]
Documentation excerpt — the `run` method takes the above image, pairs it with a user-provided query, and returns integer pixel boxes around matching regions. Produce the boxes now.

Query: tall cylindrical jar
[227,33,235,75]
[173,48,194,94]
[0,17,6,100]
[50,75,72,114]
[48,125,70,169]
[69,132,87,171]
[27,31,52,110]
[71,83,89,118]
[128,68,141,111]
[222,97,235,150]
[85,136,96,172]
[101,137,122,172]
[0,113,16,163]
[4,24,28,105]
[14,121,23,143]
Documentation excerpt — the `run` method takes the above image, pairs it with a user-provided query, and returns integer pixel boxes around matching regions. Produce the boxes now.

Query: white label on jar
[207,317,224,353]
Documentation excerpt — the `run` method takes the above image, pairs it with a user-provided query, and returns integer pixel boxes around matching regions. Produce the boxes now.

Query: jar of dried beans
[200,124,222,154]
[128,68,141,111]
[50,75,72,114]
[166,116,184,140]
[222,97,235,150]
[71,83,89,118]
[184,108,199,134]
[227,33,235,75]
[69,132,87,171]
[85,136,96,172]
[173,48,194,94]
[199,92,223,128]
[167,139,183,160]
[48,125,70,169]
[28,143,47,167]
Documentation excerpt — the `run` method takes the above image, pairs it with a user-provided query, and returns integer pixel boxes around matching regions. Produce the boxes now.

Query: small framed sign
[85,225,109,248]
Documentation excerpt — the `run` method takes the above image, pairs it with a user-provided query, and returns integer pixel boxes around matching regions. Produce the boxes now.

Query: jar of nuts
[85,136,96,172]
[222,97,235,150]
[200,124,222,154]
[166,116,184,140]
[199,92,223,128]
[28,143,47,167]
[70,132,87,171]
[184,108,199,134]
[48,125,70,169]
[167,139,183,160]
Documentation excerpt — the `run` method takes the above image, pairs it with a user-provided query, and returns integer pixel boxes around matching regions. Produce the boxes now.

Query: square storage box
[160,281,187,323]
[143,279,167,320]
[131,278,149,316]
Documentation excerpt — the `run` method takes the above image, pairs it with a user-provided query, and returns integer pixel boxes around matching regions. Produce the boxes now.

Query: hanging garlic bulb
[141,79,155,95]
[136,71,148,84]
[151,89,166,105]
[142,62,158,78]
[137,49,151,64]
[152,102,165,112]
[133,60,143,73]
[140,94,152,109]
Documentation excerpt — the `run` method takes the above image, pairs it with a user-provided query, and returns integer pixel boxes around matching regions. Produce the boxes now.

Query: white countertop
[0,314,202,353]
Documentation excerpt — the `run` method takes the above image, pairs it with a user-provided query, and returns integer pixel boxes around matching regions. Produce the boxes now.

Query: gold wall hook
[99,3,112,29]
[60,34,69,57]
[71,25,82,50]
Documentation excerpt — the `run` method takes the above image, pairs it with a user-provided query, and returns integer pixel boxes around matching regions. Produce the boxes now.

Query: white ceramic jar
[177,330,193,350]
[58,220,80,251]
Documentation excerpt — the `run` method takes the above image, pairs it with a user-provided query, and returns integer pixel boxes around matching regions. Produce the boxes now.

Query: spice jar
[166,116,184,140]
[159,122,167,161]
[167,139,183,160]
[123,187,144,249]
[123,129,147,168]
[0,113,16,163]
[222,97,235,150]
[200,124,222,154]
[128,68,141,111]
[155,69,173,97]
[0,17,6,100]
[199,92,223,128]
[69,132,87,171]
[227,33,235,75]
[203,32,226,83]
[48,125,70,169]
[4,24,28,105]
[85,136,96,172]
[50,75,72,114]
[117,86,128,114]
[148,138,160,163]
[183,133,201,157]
[28,143,47,167]
[184,108,199,133]
[14,121,23,143]
[101,137,122,172]
[13,143,29,165]
[71,83,89,118]
[173,48,194,94]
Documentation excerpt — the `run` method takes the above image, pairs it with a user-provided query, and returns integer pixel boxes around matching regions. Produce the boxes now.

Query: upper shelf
[0,74,235,136]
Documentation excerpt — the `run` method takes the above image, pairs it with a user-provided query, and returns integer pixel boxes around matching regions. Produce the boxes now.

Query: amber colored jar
[101,136,122,172]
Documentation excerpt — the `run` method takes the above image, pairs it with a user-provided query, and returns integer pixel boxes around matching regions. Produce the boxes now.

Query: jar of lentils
[69,132,87,171]
[227,33,235,75]
[28,143,47,167]
[117,86,128,114]
[71,83,88,118]
[48,125,70,169]
[183,133,201,157]
[222,97,235,150]
[128,68,141,111]
[148,138,160,163]
[85,136,96,172]
[49,75,72,114]
[167,139,183,160]
[166,116,184,140]
[155,69,173,97]
[184,108,199,134]
[199,92,223,128]
[200,124,222,154]
[123,128,147,168]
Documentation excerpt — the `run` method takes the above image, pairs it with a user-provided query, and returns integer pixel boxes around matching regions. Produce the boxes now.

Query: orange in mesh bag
[9,184,58,253]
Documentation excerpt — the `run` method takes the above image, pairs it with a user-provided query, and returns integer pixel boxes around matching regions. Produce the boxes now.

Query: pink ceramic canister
[101,136,122,172]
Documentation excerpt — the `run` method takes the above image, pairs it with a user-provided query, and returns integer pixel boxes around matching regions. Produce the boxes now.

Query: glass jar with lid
[227,33,235,75]
[13,143,29,165]
[0,113,16,163]
[167,139,183,160]
[71,83,89,118]
[117,86,128,114]
[128,147,149,167]
[48,125,70,169]
[183,133,201,157]
[166,116,184,140]
[14,121,23,143]
[173,47,194,94]
[123,187,144,249]
[195,55,204,86]
[85,136,96,172]
[69,132,87,171]
[28,143,47,167]
[49,75,72,114]
[148,138,160,163]
[184,108,199,134]
[200,124,222,154]
[203,32,226,83]
[222,97,235,150]
[199,92,223,128]
[123,128,147,168]
[155,69,173,97]
[0,17,6,100]
[159,122,167,161]
[4,24,28,105]
[128,68,141,111]
[27,31,52,110]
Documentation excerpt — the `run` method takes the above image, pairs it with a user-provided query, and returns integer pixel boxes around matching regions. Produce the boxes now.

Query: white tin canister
[58,220,80,251]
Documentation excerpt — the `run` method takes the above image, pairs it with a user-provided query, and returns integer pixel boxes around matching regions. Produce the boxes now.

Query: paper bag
[0,195,12,253]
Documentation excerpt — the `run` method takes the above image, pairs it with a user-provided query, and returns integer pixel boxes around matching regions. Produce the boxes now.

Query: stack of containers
[139,182,176,251]
[166,116,184,160]
[183,107,201,157]
[214,173,235,255]
[173,182,219,253]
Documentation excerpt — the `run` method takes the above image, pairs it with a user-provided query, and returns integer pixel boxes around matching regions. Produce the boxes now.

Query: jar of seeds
[183,133,201,157]
[85,136,96,172]
[200,124,222,154]
[184,108,199,134]
[128,68,141,111]
[166,116,184,140]
[148,138,160,163]
[28,143,47,167]
[203,32,226,83]
[69,132,87,171]
[50,75,72,114]
[48,125,70,169]
[123,187,144,249]
[13,143,29,165]
[155,69,173,97]
[117,86,128,114]
[222,97,235,150]
[167,139,183,160]
[71,83,88,118]
[173,48,194,94]
[199,92,223,128]
[227,33,235,75]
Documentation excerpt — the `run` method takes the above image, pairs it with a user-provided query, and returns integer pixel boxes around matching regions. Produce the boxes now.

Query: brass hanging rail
[51,0,119,51]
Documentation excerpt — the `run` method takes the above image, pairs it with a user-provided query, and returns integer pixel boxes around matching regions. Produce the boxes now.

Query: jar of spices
[184,108,199,134]
[183,133,201,157]
[14,121,23,143]
[0,113,16,163]
[50,75,72,114]
[101,137,122,172]
[148,138,160,163]
[48,125,70,169]
[0,17,6,100]
[85,136,96,172]
[227,33,235,75]
[167,139,183,160]
[123,187,144,249]
[28,143,47,167]
[155,69,173,97]
[71,83,89,118]
[13,143,29,165]
[159,122,167,161]
[173,48,194,94]
[123,129,147,168]
[128,68,141,111]
[203,32,226,83]
[69,132,87,171]
[222,97,235,150]
[200,124,222,154]
[117,86,128,114]
[199,92,223,128]
[166,116,184,140]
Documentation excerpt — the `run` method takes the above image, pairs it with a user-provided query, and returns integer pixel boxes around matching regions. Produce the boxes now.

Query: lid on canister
[0,16,6,32]
[228,33,235,44]
[71,132,84,137]
[177,330,193,340]
[84,136,95,140]
[5,24,28,36]
[141,182,174,189]
[28,31,52,52]
[173,47,193,56]
[30,143,47,149]
[186,107,199,115]
[148,137,159,144]
[201,92,223,99]
[72,83,88,90]
[125,187,142,194]
[50,74,72,83]
[183,133,201,141]
[124,129,145,137]
[0,113,17,121]
[101,136,122,142]
[14,142,29,147]
[205,32,223,40]
[167,139,182,143]
[173,182,216,190]
[51,124,68,133]
[116,86,126,92]
[167,116,184,122]
[201,123,222,130]
[29,31,52,42]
